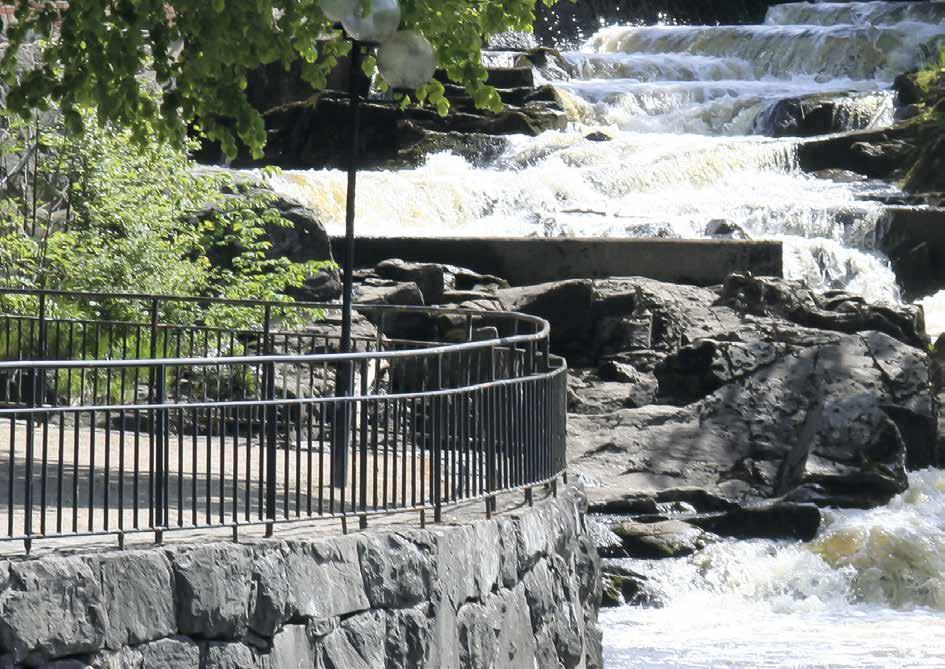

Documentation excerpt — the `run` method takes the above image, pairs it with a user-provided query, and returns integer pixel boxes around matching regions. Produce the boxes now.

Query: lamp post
[323,0,436,489]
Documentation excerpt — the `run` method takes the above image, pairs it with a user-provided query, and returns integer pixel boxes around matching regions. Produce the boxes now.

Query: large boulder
[567,274,937,511]
[755,90,893,138]
[875,206,945,299]
[718,273,928,349]
[571,328,935,509]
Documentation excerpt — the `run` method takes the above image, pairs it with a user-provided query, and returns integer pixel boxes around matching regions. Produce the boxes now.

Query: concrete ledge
[337,236,783,286]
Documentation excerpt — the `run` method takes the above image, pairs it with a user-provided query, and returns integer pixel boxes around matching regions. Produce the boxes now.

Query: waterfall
[266,1,945,305]
[602,469,945,668]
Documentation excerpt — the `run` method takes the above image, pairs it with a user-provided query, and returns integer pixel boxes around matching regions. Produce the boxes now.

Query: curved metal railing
[0,288,568,550]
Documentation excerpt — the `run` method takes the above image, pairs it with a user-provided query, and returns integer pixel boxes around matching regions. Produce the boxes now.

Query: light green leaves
[1,0,552,158]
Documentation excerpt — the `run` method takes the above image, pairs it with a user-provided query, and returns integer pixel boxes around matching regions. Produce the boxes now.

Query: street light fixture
[319,0,436,490]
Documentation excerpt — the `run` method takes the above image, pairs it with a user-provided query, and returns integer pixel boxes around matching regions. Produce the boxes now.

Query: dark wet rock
[875,206,945,299]
[373,259,509,306]
[904,134,945,196]
[895,71,927,106]
[652,488,738,513]
[486,31,539,51]
[797,122,921,179]
[374,260,448,305]
[395,123,509,167]
[811,169,868,183]
[570,329,935,510]
[588,495,661,516]
[585,131,614,142]
[600,564,649,608]
[607,519,713,559]
[597,360,640,384]
[356,280,425,308]
[718,273,928,349]
[225,92,565,170]
[705,219,750,240]
[895,103,924,122]
[687,501,821,541]
[755,91,892,138]
[497,279,596,358]
[655,338,786,405]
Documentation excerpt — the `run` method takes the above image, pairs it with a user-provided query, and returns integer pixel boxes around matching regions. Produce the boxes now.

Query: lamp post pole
[322,0,435,492]
[333,40,363,489]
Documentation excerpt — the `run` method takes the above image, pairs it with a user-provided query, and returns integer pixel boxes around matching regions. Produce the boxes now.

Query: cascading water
[266,4,945,665]
[602,469,945,668]
[268,2,945,308]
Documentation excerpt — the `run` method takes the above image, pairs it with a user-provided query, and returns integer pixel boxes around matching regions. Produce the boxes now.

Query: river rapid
[603,469,945,668]
[268,2,945,666]
[271,1,945,310]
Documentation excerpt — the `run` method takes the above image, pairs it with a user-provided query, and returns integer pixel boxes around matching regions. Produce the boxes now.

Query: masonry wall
[0,487,602,669]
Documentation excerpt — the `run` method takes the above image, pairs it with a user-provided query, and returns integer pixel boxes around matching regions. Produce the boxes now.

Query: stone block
[471,521,502,598]
[434,527,477,608]
[251,537,369,636]
[0,556,107,663]
[385,606,436,669]
[97,551,176,649]
[137,637,200,669]
[204,641,258,669]
[357,532,436,609]
[314,611,385,669]
[263,625,315,669]
[171,544,254,640]
[456,601,497,669]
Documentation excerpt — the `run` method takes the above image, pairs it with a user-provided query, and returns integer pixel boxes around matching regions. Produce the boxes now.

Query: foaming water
[766,1,945,28]
[265,1,945,307]
[603,469,945,669]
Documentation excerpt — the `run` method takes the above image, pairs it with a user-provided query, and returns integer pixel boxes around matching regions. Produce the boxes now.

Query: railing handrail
[0,287,541,323]
[0,359,566,416]
[0,287,568,552]
[0,287,549,367]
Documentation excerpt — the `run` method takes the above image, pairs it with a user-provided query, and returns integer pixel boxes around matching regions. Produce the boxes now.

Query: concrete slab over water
[336,236,784,287]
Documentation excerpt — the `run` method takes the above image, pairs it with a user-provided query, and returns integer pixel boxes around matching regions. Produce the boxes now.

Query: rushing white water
[267,1,945,306]
[602,469,945,668]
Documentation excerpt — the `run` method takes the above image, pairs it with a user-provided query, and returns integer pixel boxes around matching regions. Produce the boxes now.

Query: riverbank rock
[875,206,945,299]
[755,90,892,138]
[607,519,713,559]
[564,273,937,512]
[214,58,567,170]
[686,502,821,541]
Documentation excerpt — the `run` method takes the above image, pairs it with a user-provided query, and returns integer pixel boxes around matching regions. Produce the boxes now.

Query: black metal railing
[0,288,568,551]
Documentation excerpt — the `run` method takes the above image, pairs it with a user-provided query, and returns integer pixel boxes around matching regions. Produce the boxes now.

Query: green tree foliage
[0,104,333,327]
[0,0,558,159]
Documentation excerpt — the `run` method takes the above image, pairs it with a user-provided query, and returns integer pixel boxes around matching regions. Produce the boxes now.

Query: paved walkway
[0,417,543,557]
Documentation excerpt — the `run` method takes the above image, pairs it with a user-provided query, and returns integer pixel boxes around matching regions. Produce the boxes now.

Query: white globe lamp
[341,0,401,43]
[377,30,436,90]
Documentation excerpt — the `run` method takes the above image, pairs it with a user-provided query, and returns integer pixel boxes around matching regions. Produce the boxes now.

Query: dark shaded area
[533,0,781,45]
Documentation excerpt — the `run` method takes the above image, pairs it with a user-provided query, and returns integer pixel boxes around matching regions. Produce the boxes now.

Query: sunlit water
[267,3,945,664]
[268,2,945,313]
[603,469,945,668]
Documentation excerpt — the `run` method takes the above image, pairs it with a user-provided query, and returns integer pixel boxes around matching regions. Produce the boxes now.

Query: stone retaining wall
[0,487,602,669]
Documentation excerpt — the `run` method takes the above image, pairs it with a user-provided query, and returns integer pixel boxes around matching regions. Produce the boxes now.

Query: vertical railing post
[262,305,277,537]
[23,293,47,551]
[37,293,47,361]
[148,299,159,537]
[359,357,369,529]
[485,344,496,518]
[153,363,167,536]
[433,354,443,524]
